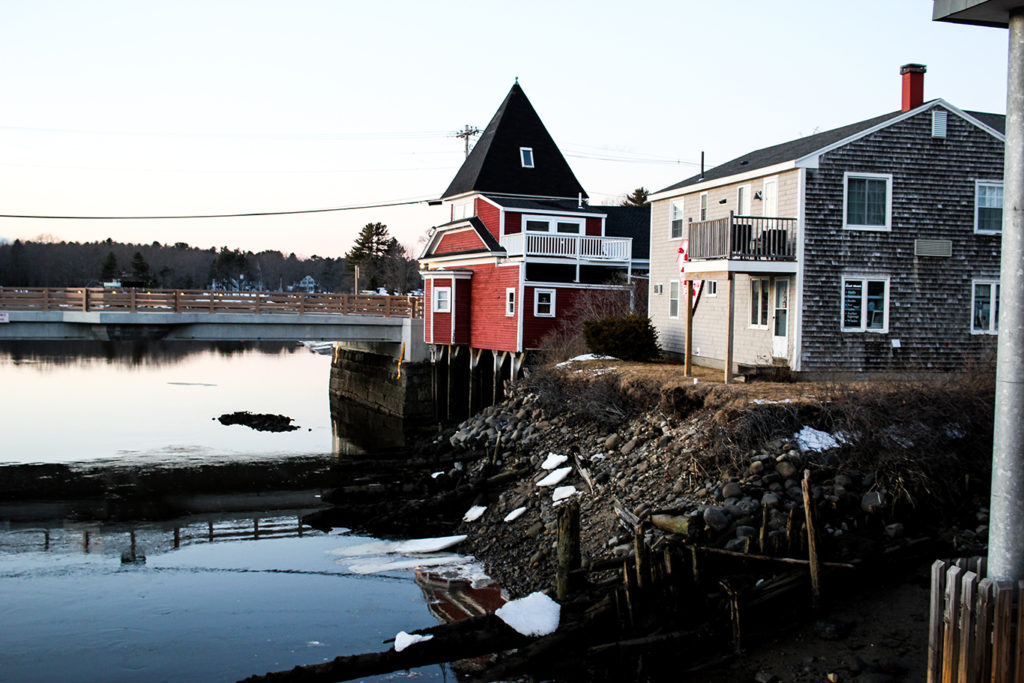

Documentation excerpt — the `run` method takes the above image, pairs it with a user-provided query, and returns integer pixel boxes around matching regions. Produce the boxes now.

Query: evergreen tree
[130,251,151,284]
[346,222,391,264]
[621,187,650,207]
[100,251,119,281]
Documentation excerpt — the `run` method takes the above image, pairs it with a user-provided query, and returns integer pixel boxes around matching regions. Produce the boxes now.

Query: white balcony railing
[501,232,632,263]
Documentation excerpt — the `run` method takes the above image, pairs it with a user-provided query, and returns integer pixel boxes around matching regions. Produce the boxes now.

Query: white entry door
[772,279,789,359]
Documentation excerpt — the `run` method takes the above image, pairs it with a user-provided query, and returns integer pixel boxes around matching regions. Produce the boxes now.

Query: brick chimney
[900,63,926,112]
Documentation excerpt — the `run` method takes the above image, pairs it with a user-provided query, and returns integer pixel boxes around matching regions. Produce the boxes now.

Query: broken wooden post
[801,469,821,612]
[633,531,647,590]
[556,499,581,600]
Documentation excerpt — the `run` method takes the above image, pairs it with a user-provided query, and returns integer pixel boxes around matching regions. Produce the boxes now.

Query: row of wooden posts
[928,557,1024,683]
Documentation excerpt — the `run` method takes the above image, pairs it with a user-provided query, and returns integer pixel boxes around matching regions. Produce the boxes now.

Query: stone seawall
[328,348,434,451]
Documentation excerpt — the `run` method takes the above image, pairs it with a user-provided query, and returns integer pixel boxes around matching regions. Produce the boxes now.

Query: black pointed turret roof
[442,83,587,200]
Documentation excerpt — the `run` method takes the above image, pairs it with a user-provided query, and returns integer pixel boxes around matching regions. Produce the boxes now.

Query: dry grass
[535,357,995,515]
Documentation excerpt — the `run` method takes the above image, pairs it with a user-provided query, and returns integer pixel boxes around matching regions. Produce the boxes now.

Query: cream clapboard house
[648,65,1005,379]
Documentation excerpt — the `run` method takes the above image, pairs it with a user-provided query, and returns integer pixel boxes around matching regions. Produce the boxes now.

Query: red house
[419,82,648,415]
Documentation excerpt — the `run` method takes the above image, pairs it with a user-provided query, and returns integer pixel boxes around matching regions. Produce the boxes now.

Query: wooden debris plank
[1015,580,1024,683]
[979,578,996,683]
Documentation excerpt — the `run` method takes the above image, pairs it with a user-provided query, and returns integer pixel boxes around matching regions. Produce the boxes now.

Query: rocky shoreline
[308,360,994,681]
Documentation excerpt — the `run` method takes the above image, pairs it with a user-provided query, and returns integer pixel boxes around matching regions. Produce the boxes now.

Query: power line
[0,197,442,221]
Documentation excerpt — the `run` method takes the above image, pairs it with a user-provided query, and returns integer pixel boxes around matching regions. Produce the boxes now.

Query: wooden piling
[556,500,581,600]
[801,470,821,612]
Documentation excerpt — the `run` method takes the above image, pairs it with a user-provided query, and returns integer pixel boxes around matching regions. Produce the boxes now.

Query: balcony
[501,232,632,264]
[688,213,797,261]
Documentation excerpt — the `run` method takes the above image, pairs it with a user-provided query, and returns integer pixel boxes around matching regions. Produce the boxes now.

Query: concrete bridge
[0,287,427,361]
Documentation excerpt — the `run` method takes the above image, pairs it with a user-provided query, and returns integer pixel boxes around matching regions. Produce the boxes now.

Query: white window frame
[454,200,475,220]
[736,184,751,216]
[670,200,684,239]
[505,287,516,317]
[699,192,709,221]
[522,214,585,234]
[705,280,718,297]
[520,147,534,168]
[534,288,556,317]
[975,180,1004,234]
[668,281,679,319]
[652,283,664,295]
[971,279,1000,334]
[749,278,770,329]
[843,172,892,232]
[433,286,452,313]
[841,276,889,333]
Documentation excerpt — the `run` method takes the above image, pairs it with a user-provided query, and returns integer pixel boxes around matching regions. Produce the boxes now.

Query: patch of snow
[591,452,606,461]
[395,535,468,553]
[306,641,325,647]
[555,354,617,367]
[504,506,526,522]
[536,466,571,487]
[753,398,794,404]
[541,452,569,470]
[394,631,434,652]
[794,426,844,452]
[431,471,444,479]
[552,486,577,503]
[463,505,486,522]
[347,554,471,574]
[495,592,561,636]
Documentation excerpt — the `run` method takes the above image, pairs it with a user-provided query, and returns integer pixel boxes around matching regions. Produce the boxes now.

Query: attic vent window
[932,110,948,138]
[520,147,534,168]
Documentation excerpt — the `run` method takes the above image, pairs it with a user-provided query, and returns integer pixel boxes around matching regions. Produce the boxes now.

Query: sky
[0,1,1010,260]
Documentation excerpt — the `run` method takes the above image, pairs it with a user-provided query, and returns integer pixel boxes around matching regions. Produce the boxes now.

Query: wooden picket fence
[928,557,1024,682]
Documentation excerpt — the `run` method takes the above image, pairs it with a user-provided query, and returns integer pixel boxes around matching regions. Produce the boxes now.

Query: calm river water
[0,341,452,682]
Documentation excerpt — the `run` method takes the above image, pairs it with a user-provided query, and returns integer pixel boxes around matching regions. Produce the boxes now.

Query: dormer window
[520,147,534,168]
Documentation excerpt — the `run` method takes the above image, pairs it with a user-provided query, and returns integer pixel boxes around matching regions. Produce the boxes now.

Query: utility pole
[934,0,1024,582]
[455,124,481,158]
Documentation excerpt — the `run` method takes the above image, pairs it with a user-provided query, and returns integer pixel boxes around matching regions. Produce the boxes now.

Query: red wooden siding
[477,199,501,239]
[586,216,602,236]
[467,263,521,352]
[522,285,585,349]
[435,229,486,254]
[505,212,522,235]
[424,279,433,342]
[454,279,472,345]
[426,277,453,344]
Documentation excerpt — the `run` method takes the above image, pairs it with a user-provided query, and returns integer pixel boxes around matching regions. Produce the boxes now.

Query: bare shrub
[523,366,660,427]
[536,277,646,364]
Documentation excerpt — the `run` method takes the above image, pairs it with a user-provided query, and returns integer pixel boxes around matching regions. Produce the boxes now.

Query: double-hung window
[520,147,534,168]
[842,277,888,332]
[972,280,999,334]
[844,173,892,231]
[737,185,751,216]
[699,193,708,221]
[505,288,516,317]
[668,281,680,318]
[750,278,769,327]
[534,289,556,317]
[670,200,684,239]
[433,286,451,313]
[975,181,1003,233]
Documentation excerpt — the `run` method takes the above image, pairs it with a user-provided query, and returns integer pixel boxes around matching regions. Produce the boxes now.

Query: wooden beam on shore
[238,613,532,683]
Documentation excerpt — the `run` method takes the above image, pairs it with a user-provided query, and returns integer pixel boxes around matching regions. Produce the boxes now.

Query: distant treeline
[0,237,420,293]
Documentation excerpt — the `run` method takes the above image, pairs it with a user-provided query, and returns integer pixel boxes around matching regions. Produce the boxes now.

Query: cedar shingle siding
[799,107,1003,373]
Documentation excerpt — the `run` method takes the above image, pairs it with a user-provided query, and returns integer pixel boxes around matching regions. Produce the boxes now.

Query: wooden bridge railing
[0,287,424,318]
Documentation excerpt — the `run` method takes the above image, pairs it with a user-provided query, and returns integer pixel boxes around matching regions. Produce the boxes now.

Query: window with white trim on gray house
[845,174,891,230]
[669,281,679,318]
[750,278,769,327]
[670,200,684,239]
[972,280,999,334]
[842,278,888,332]
[976,182,1003,233]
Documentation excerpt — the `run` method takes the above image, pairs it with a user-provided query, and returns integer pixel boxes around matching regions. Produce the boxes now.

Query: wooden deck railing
[501,232,632,262]
[0,287,424,318]
[687,212,797,261]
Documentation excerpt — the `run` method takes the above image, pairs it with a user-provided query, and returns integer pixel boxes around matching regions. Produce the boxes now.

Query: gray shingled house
[647,65,1005,379]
